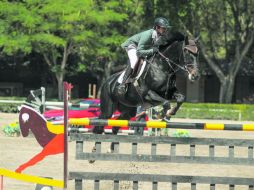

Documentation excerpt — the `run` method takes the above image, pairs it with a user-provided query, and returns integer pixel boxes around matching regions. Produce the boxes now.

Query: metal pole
[93,84,96,98]
[88,84,91,98]
[41,87,46,113]
[63,82,69,189]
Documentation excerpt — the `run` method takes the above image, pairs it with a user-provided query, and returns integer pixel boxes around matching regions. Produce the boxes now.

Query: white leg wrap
[127,49,138,69]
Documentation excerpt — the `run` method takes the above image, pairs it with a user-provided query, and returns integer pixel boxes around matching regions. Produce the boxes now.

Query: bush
[178,103,254,121]
[172,129,190,137]
[2,121,20,137]
[0,104,19,113]
[0,96,25,113]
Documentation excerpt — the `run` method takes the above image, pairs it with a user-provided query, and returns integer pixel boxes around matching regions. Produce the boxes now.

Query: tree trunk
[219,75,235,103]
[225,75,235,103]
[199,39,248,103]
[56,45,70,100]
[56,73,64,100]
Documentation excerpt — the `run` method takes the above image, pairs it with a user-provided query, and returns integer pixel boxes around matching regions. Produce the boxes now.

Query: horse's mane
[159,40,181,53]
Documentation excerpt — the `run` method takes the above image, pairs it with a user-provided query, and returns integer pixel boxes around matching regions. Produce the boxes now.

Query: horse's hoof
[163,116,171,123]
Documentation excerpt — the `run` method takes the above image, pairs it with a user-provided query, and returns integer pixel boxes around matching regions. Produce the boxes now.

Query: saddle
[126,58,145,83]
[133,59,144,77]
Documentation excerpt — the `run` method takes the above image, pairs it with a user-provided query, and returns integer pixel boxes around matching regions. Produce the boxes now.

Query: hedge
[0,96,253,121]
[0,97,26,113]
[172,103,254,121]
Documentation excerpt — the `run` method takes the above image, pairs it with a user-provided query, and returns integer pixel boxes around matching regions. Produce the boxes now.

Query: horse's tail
[93,75,118,134]
[99,73,120,119]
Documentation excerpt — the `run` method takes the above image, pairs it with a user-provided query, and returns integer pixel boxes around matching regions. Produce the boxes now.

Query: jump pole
[68,118,254,131]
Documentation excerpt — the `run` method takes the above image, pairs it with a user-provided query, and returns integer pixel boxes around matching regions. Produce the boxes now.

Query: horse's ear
[184,36,189,45]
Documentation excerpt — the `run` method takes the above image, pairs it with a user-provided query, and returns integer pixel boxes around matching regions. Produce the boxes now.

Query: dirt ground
[1,113,254,190]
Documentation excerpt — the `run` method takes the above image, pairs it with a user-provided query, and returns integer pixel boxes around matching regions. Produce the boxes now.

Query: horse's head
[182,36,200,82]
[158,35,200,82]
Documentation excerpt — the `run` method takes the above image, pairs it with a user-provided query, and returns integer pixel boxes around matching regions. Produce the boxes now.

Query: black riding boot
[117,66,133,95]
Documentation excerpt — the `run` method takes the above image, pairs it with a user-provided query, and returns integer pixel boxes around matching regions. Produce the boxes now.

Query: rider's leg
[117,48,138,95]
[128,48,138,69]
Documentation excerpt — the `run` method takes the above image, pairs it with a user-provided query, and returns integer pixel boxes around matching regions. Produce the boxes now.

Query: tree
[0,0,128,100]
[176,0,254,103]
[0,1,35,55]
[201,0,254,103]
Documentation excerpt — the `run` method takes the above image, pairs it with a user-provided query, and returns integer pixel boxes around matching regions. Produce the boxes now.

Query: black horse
[93,37,199,138]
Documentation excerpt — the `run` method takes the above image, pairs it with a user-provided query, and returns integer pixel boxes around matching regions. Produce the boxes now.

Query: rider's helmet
[154,17,171,29]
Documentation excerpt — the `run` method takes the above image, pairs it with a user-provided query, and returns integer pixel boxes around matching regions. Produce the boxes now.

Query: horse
[93,36,199,152]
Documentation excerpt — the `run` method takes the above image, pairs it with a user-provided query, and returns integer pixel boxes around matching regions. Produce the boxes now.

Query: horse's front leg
[147,90,171,119]
[167,91,185,116]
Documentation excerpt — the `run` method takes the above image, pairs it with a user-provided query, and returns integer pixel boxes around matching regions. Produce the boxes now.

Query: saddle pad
[117,61,147,83]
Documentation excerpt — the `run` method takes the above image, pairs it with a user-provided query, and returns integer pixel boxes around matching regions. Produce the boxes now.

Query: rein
[156,41,197,99]
[157,41,197,74]
[158,51,187,73]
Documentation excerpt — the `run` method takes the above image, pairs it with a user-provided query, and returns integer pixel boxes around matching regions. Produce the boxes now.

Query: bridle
[157,41,198,74]
[154,40,198,99]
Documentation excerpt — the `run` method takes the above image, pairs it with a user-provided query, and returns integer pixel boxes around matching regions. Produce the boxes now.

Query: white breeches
[127,49,138,69]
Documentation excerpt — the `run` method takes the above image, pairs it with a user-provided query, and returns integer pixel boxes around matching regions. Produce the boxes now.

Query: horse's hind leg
[89,84,115,163]
[109,106,137,152]
[112,106,137,134]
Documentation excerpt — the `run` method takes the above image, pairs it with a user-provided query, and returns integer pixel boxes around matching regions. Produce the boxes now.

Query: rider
[117,17,184,95]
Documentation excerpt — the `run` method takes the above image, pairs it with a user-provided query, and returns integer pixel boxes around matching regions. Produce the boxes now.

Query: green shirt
[121,29,155,58]
[121,29,185,58]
